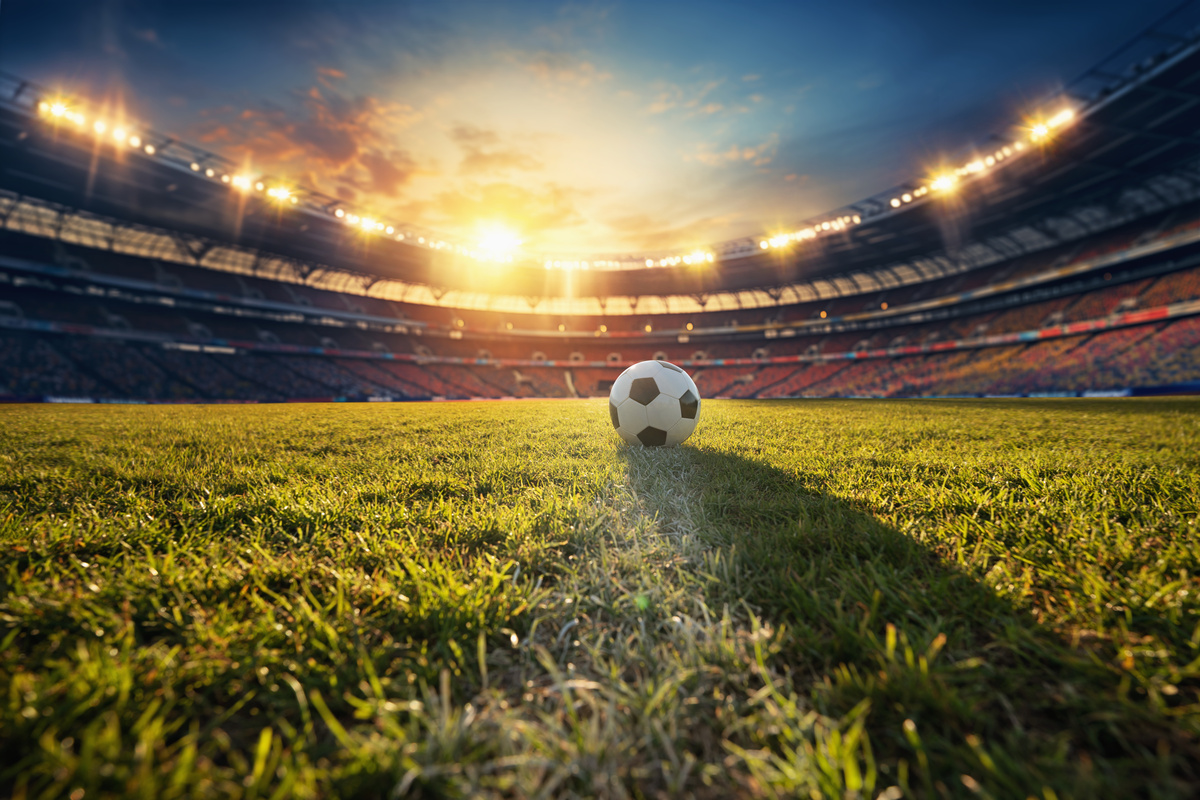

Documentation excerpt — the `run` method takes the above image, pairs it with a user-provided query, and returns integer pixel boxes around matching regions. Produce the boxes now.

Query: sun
[476,225,523,258]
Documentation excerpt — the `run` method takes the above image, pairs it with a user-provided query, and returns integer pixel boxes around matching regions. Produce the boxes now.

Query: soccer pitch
[2,399,1198,798]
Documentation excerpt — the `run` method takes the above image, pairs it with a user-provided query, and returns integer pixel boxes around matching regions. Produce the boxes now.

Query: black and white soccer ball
[609,360,701,447]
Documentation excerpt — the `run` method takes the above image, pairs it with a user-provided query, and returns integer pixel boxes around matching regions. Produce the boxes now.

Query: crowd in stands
[0,332,102,397]
[53,336,197,400]
[3,311,1199,402]
[1140,267,1200,308]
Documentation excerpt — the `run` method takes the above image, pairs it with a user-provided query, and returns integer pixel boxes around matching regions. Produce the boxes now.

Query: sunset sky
[0,0,1179,256]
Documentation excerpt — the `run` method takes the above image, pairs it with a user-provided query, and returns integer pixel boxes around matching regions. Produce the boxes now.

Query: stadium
[1,1,1199,798]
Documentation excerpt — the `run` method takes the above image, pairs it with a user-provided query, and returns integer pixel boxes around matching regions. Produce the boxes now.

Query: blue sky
[0,0,1182,254]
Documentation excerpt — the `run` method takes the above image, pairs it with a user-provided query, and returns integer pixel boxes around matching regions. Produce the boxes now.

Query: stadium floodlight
[231,175,251,190]
[1048,108,1074,128]
[931,174,957,192]
[112,128,127,143]
[1030,123,1049,141]
[334,208,345,218]
[129,135,141,148]
[890,198,902,208]
[93,120,107,134]
[50,102,67,118]
[144,144,156,155]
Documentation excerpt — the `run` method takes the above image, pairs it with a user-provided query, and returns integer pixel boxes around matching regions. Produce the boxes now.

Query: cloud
[131,28,163,48]
[683,80,723,109]
[519,51,612,87]
[689,133,779,167]
[449,124,543,176]
[357,150,418,196]
[423,181,587,236]
[602,210,745,251]
[646,90,678,114]
[316,66,347,89]
[189,70,423,199]
[647,79,728,117]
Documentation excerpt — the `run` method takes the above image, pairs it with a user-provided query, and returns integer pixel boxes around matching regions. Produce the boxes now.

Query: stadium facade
[2,8,1200,403]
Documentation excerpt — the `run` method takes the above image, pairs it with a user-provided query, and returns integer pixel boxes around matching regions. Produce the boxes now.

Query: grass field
[1,399,1199,799]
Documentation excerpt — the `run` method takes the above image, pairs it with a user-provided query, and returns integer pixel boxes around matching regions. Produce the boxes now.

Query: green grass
[1,398,1199,799]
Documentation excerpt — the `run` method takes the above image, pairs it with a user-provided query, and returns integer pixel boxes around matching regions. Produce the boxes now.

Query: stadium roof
[1,5,1199,310]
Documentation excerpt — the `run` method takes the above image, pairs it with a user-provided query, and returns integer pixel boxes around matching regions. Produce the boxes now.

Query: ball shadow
[617,441,1199,795]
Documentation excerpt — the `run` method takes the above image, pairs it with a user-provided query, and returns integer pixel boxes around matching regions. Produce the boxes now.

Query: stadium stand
[4,230,1200,402]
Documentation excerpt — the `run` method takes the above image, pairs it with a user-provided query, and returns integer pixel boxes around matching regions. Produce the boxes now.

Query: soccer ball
[609,360,701,446]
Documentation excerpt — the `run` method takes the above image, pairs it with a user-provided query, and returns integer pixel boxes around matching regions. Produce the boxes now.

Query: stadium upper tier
[1,13,1199,302]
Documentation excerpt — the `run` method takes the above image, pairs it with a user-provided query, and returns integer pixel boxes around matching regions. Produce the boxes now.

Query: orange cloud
[189,71,423,200]
[425,181,587,240]
[450,124,542,176]
[602,210,744,251]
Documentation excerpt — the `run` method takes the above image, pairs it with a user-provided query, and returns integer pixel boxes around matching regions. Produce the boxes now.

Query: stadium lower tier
[3,315,1199,402]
